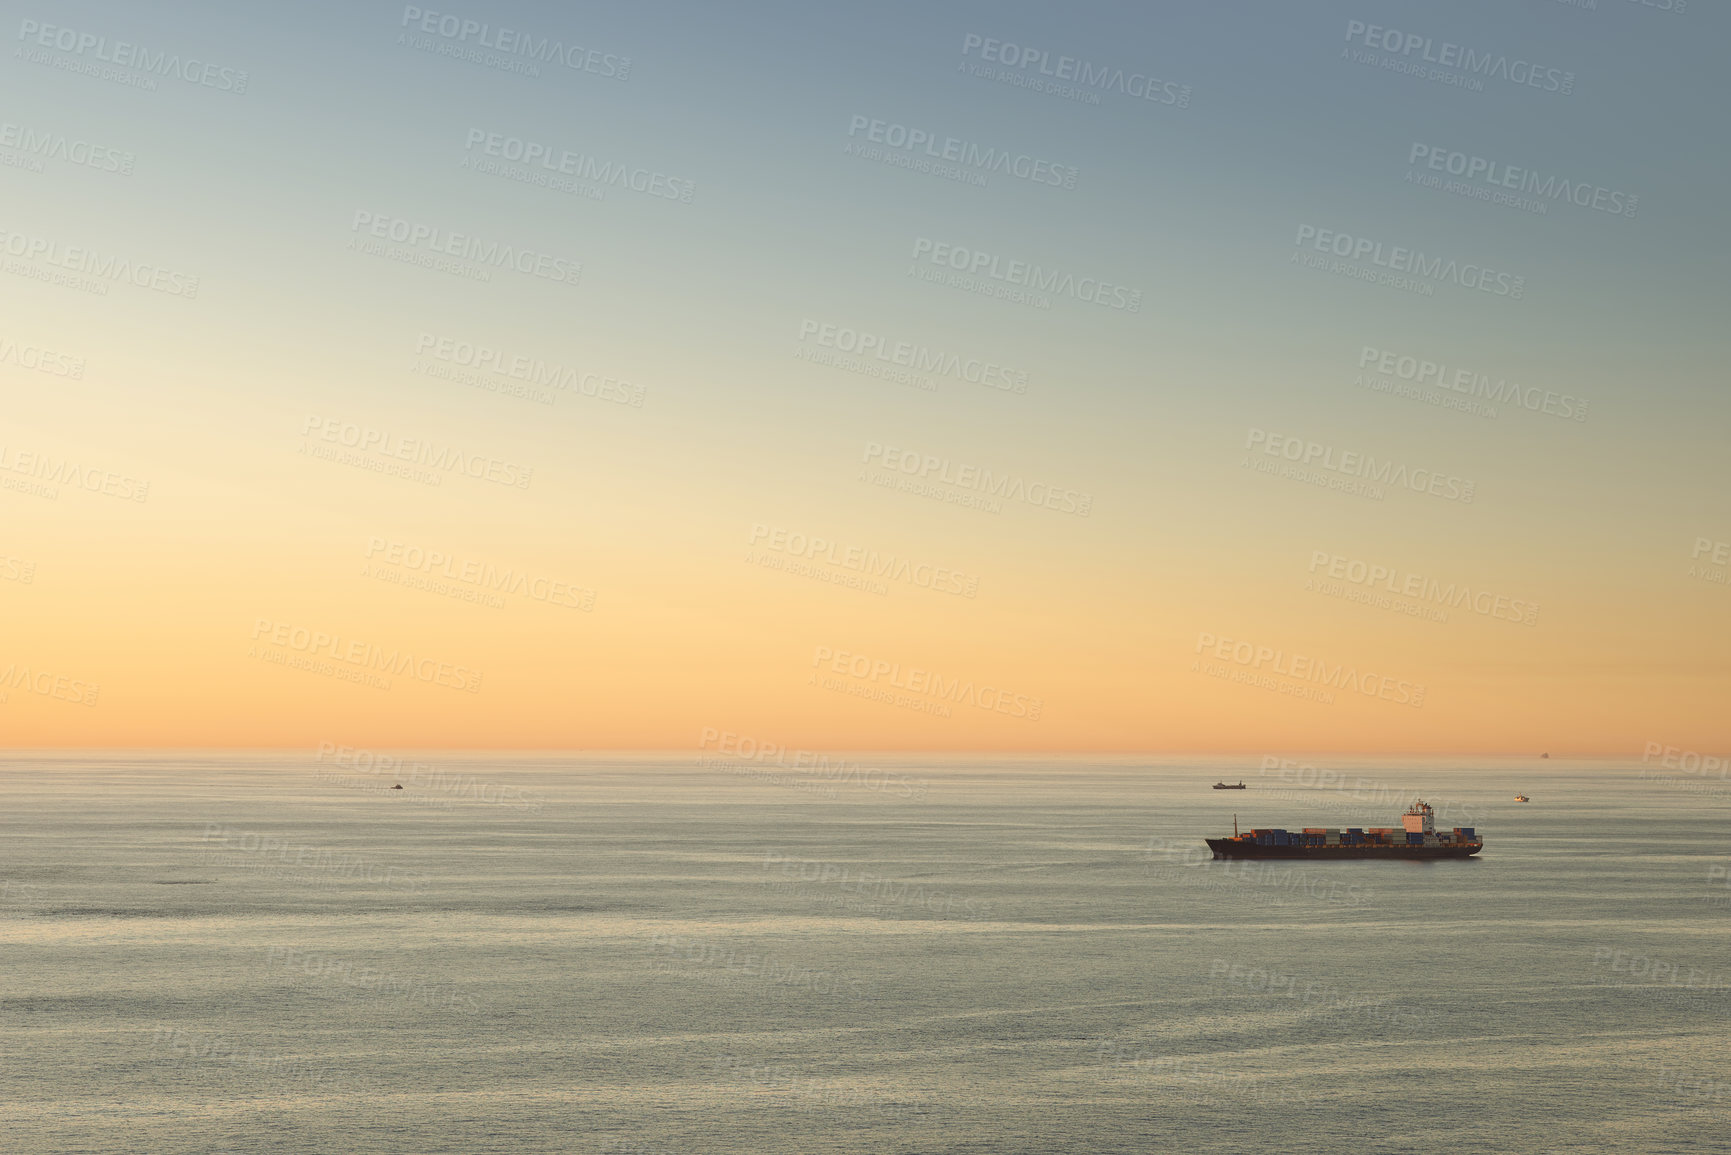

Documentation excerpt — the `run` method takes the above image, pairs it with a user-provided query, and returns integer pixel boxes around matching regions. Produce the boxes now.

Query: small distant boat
[391,784,404,790]
[1514,793,1529,802]
[1212,781,1247,790]
[1540,753,1549,759]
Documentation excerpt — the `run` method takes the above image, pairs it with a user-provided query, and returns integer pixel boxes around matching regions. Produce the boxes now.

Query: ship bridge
[1402,800,1436,834]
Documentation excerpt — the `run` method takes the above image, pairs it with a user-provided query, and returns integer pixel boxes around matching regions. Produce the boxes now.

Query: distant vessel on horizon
[1212,780,1247,790]
[1514,793,1529,802]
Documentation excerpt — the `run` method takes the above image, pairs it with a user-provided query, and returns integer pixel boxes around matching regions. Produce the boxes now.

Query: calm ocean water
[1,753,1726,1154]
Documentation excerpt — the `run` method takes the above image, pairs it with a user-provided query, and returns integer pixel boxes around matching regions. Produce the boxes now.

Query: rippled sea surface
[1,753,1726,1153]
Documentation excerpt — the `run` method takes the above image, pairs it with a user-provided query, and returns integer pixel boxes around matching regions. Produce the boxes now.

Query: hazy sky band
[1,0,1725,751]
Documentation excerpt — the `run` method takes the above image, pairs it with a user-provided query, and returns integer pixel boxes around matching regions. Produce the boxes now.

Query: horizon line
[0,746,1661,758]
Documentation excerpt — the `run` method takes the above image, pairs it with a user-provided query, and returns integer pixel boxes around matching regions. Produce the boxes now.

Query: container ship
[1205,801,1481,860]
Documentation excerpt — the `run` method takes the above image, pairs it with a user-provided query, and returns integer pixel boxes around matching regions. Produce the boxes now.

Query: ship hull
[1205,839,1481,860]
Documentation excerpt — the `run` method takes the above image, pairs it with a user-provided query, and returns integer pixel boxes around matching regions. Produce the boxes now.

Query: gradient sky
[3,0,1727,752]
